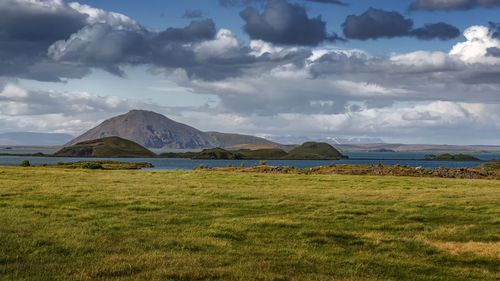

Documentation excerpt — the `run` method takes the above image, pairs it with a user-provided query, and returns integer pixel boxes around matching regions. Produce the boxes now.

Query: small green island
[2,136,488,165]
[425,153,481,161]
[53,137,157,158]
[161,141,348,160]
[47,137,349,160]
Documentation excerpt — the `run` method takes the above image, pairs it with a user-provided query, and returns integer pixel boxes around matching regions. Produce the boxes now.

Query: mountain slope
[55,137,156,158]
[207,132,282,149]
[0,132,74,146]
[66,110,218,149]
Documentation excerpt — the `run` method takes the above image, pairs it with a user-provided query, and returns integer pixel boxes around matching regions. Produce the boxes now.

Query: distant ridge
[0,132,74,146]
[337,143,500,152]
[66,110,284,150]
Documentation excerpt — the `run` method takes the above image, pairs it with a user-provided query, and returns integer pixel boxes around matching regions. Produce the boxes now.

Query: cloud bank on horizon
[0,0,500,144]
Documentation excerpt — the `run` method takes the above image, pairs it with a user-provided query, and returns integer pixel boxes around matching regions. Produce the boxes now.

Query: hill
[0,132,74,146]
[284,142,345,160]
[161,142,345,160]
[54,136,156,158]
[428,153,481,161]
[207,132,289,150]
[66,110,218,149]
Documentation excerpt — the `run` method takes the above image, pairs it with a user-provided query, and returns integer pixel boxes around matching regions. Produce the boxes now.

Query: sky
[1,0,500,145]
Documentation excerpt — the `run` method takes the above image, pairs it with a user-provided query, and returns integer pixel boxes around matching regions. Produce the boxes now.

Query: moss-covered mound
[188,148,236,159]
[54,137,157,158]
[161,142,346,160]
[429,154,481,161]
[169,148,288,160]
[283,142,345,160]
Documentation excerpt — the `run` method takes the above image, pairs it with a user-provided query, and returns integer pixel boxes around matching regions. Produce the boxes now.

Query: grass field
[0,166,499,280]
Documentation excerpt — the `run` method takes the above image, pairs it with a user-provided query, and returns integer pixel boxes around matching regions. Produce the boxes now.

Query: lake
[0,150,498,170]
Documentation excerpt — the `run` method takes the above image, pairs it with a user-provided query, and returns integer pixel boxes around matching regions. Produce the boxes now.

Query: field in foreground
[0,167,499,280]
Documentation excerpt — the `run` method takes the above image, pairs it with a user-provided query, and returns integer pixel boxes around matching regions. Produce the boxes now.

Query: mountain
[0,132,74,146]
[55,137,156,158]
[66,110,218,149]
[66,110,287,150]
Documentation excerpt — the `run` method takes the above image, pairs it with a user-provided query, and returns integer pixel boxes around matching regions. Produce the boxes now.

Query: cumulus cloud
[342,8,413,40]
[240,0,343,46]
[450,25,500,64]
[0,83,135,116]
[0,82,170,135]
[48,19,222,78]
[409,0,500,11]
[342,8,460,41]
[158,19,216,42]
[48,24,149,76]
[3,0,500,144]
[389,51,463,73]
[0,0,89,81]
[68,2,143,31]
[168,100,500,145]
[48,16,313,81]
[169,23,500,122]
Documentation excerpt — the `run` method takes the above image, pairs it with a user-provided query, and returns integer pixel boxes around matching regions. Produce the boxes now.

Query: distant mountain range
[0,132,74,146]
[66,110,287,150]
[336,143,500,152]
[268,135,384,146]
[3,110,500,152]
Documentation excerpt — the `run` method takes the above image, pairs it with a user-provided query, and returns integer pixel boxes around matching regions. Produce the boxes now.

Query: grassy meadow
[0,166,499,280]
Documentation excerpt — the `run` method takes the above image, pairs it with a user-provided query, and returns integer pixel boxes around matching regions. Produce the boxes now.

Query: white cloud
[450,25,500,64]
[194,29,241,61]
[390,51,463,73]
[68,2,143,31]
[249,39,299,58]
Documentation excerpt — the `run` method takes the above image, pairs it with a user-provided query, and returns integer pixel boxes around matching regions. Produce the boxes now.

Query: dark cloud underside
[410,22,460,40]
[240,0,341,46]
[342,8,460,41]
[342,8,413,40]
[159,19,216,42]
[0,0,89,81]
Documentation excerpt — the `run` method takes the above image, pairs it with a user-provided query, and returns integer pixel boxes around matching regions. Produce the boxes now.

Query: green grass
[0,166,499,280]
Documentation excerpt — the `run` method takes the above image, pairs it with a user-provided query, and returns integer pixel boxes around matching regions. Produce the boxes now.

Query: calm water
[0,151,498,170]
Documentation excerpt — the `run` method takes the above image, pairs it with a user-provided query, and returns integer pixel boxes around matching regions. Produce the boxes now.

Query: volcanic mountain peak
[66,110,218,149]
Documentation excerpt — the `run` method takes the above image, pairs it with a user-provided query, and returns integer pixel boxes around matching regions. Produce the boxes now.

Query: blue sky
[2,0,500,145]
